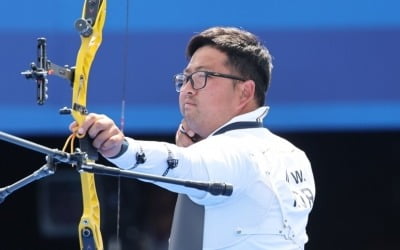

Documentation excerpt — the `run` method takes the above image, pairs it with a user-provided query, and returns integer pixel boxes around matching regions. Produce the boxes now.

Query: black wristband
[108,138,129,159]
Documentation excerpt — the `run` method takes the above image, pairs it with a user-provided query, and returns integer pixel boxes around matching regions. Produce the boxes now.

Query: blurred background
[0,0,398,249]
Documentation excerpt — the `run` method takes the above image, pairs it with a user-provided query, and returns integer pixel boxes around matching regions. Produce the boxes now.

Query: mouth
[181,102,196,115]
[184,102,195,107]
[180,97,196,112]
[182,98,196,107]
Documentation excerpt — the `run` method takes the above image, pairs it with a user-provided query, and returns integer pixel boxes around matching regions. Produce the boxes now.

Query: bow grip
[79,135,99,161]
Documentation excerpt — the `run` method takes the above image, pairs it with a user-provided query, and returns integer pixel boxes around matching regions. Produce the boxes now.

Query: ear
[238,80,256,107]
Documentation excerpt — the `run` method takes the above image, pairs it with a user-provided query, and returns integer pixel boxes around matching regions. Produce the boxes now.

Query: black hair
[186,27,273,106]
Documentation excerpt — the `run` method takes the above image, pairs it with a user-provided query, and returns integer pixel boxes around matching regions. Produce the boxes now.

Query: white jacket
[109,107,316,249]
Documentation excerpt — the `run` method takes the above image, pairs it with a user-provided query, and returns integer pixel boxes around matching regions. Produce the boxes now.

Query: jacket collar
[210,106,269,136]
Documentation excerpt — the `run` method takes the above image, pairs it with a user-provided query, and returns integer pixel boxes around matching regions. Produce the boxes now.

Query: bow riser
[21,0,107,249]
[74,1,106,249]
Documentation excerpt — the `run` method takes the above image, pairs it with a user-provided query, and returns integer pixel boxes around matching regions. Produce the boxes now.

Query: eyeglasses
[173,71,246,92]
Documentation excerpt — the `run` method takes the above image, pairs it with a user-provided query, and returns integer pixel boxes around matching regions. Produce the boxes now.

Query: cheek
[210,89,232,105]
[178,94,184,113]
[178,93,183,104]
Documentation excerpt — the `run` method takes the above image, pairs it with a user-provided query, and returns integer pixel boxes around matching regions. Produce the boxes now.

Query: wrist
[108,138,129,159]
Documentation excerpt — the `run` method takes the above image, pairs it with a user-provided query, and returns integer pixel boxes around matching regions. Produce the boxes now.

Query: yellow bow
[21,0,107,248]
[71,1,106,249]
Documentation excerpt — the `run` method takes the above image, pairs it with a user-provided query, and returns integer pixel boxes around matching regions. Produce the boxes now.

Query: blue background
[0,2,398,250]
[1,0,399,135]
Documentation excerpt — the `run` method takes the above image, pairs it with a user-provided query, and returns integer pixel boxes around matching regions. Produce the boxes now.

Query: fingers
[68,113,98,135]
[69,113,125,158]
[176,120,202,147]
[95,132,125,158]
[78,113,101,136]
[179,123,195,137]
[69,120,80,133]
[92,123,123,151]
[176,129,194,147]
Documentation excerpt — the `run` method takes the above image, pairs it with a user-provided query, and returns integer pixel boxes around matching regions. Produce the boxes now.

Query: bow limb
[72,0,106,249]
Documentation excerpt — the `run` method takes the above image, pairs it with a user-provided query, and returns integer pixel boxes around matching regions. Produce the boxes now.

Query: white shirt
[108,107,316,250]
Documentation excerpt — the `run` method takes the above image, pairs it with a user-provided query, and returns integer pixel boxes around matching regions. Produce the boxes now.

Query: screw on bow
[75,0,103,37]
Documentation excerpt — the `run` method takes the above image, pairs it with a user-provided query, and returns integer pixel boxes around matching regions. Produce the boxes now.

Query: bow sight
[20,0,103,106]
[21,37,75,105]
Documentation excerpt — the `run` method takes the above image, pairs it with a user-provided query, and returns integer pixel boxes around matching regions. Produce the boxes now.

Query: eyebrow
[183,66,210,74]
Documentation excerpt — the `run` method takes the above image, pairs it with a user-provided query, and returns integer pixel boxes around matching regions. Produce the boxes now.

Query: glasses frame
[174,71,246,92]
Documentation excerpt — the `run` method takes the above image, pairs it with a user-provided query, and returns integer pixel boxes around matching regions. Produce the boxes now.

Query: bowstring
[116,0,130,247]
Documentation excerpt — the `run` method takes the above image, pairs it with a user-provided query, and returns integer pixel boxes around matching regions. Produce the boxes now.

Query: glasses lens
[191,72,207,89]
[174,71,208,92]
[174,74,185,92]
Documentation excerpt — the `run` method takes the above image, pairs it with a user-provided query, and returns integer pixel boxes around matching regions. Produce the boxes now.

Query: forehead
[185,46,228,72]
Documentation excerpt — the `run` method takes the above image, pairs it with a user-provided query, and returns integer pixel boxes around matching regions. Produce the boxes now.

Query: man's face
[179,46,243,138]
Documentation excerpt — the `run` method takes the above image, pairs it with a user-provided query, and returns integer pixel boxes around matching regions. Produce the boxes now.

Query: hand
[69,113,125,158]
[175,119,203,147]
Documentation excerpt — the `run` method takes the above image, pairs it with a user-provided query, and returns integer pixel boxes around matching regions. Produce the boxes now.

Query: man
[71,27,315,249]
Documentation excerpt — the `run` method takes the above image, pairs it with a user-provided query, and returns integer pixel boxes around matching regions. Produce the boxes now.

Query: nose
[180,80,195,94]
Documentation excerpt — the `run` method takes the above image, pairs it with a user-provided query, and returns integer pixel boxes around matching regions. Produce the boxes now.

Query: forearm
[106,137,209,198]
